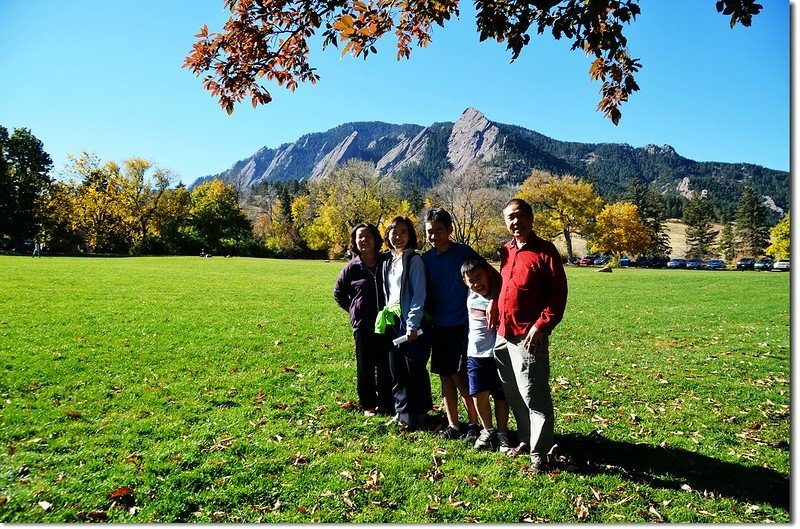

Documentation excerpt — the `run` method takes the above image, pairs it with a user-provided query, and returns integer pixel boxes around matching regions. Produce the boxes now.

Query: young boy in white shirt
[461,257,510,452]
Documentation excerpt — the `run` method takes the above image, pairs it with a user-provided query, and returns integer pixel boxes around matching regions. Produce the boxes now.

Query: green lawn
[0,256,790,522]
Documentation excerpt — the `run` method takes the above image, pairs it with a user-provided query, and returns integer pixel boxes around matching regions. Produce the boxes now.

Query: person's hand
[486,299,498,329]
[406,329,418,342]
[523,325,545,353]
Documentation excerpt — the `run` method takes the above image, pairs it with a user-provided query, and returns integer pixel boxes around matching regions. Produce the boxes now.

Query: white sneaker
[474,428,497,450]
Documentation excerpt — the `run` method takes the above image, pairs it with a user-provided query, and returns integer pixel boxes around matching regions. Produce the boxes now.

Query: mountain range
[192,108,788,217]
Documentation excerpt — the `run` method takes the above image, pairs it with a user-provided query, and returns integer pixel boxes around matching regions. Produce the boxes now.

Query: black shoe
[464,423,481,445]
[439,425,463,440]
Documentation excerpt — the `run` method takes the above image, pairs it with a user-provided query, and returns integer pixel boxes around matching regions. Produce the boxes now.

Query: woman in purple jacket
[333,223,393,416]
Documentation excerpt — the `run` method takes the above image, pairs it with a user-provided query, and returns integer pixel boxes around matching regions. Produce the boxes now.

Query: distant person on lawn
[460,256,510,452]
[493,198,568,473]
[334,223,393,417]
[376,216,432,430]
[421,208,483,443]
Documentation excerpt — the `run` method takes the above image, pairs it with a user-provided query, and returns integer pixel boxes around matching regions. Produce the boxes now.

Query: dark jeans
[387,323,433,427]
[354,329,393,412]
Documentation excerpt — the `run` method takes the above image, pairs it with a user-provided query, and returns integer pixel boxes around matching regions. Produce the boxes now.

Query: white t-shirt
[387,254,403,305]
[467,290,497,358]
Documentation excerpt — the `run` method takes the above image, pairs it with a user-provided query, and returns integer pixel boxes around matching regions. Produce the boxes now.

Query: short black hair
[348,223,382,257]
[424,207,452,229]
[461,256,490,276]
[504,198,533,218]
[384,216,419,250]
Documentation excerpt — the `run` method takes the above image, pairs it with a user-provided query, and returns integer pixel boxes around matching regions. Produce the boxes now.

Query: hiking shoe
[465,423,482,445]
[363,408,377,417]
[529,453,549,474]
[497,431,511,454]
[506,442,530,457]
[439,425,463,440]
[474,428,498,450]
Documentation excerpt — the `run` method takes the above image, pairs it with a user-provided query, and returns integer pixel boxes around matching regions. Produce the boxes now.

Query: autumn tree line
[1,126,788,262]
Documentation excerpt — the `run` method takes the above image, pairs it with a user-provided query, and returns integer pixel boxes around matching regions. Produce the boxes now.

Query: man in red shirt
[493,198,568,472]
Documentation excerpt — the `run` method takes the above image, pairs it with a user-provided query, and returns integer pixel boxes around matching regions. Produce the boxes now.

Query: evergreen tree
[683,196,718,259]
[625,179,671,257]
[734,186,770,257]
[716,223,737,261]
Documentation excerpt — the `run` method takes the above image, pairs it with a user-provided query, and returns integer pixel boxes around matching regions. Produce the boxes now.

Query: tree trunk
[563,229,574,262]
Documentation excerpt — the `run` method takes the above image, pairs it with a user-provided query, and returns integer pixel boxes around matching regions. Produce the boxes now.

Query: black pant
[354,329,393,412]
[387,325,432,427]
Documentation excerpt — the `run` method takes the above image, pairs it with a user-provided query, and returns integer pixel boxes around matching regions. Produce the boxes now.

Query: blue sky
[0,1,792,185]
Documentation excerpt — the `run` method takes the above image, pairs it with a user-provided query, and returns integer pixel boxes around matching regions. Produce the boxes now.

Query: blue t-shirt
[422,242,479,326]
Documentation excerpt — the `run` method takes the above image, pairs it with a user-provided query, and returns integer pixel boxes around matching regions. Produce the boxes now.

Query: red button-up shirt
[497,234,568,339]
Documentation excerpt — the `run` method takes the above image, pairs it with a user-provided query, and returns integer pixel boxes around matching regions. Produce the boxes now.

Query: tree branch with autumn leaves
[184,0,762,124]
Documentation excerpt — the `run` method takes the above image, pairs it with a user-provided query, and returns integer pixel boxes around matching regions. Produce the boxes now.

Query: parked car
[666,258,686,269]
[736,257,756,270]
[593,255,611,266]
[635,256,668,268]
[772,259,790,272]
[619,255,632,267]
[579,255,597,266]
[686,258,704,270]
[705,259,727,270]
[754,257,773,271]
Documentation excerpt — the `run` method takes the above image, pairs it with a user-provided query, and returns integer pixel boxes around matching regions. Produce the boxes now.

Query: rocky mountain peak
[447,107,502,175]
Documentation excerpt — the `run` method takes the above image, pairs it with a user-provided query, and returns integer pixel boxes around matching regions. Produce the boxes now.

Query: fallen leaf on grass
[423,467,444,482]
[339,400,357,410]
[365,470,382,490]
[291,453,309,466]
[463,476,480,487]
[38,500,52,511]
[77,510,108,521]
[0,497,7,506]
[648,506,663,521]
[108,486,136,508]
[64,411,82,419]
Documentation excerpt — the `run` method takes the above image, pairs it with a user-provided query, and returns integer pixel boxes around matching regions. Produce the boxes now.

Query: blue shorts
[467,356,505,399]
[429,324,468,376]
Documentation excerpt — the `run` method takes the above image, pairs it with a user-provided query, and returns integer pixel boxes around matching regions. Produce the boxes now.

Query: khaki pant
[493,334,554,458]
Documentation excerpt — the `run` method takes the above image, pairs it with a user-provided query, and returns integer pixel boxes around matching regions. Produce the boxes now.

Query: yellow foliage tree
[115,158,172,247]
[291,160,407,258]
[765,212,790,259]
[518,170,604,262]
[591,202,652,259]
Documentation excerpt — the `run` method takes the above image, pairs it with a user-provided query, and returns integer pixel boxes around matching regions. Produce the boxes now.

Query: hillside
[193,108,789,219]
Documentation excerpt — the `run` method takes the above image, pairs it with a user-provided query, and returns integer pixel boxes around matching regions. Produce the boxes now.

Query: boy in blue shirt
[421,208,482,441]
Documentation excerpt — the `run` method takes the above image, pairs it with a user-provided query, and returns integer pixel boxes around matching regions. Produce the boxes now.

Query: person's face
[463,267,490,296]
[503,203,533,241]
[355,227,375,256]
[389,222,410,252]
[425,220,452,252]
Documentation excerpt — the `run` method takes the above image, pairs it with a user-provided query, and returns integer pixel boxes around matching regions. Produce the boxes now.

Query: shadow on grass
[555,431,790,511]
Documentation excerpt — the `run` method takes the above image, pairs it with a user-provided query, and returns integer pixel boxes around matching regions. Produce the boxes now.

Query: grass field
[0,255,790,522]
